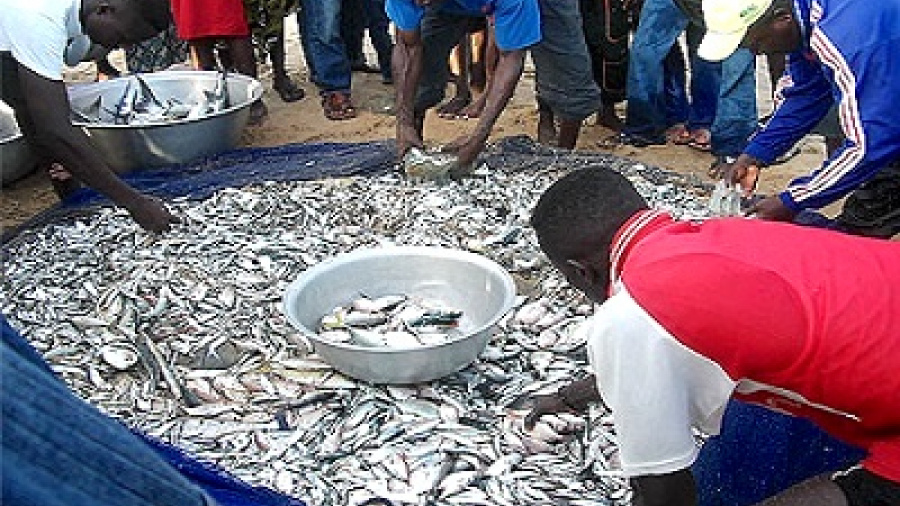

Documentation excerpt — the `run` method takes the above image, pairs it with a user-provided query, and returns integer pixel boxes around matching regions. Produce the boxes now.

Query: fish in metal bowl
[0,100,37,187]
[66,70,263,173]
[282,246,517,384]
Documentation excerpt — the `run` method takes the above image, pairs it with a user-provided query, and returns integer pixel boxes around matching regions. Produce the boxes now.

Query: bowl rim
[282,245,517,354]
[66,70,264,130]
[0,100,23,144]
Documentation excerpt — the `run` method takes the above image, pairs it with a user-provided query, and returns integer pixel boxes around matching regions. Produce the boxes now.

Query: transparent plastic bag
[708,180,744,217]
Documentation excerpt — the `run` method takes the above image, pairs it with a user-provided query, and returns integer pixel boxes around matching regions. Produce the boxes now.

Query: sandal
[688,128,712,151]
[321,92,357,121]
[273,77,305,103]
[598,131,666,149]
[665,124,692,144]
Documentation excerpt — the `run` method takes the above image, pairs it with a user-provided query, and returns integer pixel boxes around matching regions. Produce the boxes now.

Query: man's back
[620,216,900,447]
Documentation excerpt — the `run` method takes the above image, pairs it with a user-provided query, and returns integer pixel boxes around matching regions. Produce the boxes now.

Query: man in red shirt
[526,166,900,505]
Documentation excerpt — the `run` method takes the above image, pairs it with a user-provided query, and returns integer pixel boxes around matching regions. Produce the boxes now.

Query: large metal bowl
[283,247,517,384]
[66,71,263,173]
[0,100,37,186]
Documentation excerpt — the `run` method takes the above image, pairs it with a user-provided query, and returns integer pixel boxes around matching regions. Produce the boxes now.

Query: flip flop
[598,132,667,149]
[322,92,357,121]
[688,129,712,151]
[665,124,692,145]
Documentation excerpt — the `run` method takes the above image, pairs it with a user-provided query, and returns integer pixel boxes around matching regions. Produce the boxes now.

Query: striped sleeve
[743,50,833,166]
[779,25,900,211]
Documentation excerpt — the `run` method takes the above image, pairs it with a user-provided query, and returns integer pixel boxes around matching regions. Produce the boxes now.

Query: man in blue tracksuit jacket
[701,0,900,239]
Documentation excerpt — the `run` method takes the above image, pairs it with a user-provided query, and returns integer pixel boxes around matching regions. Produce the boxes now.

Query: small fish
[71,96,103,123]
[204,70,231,113]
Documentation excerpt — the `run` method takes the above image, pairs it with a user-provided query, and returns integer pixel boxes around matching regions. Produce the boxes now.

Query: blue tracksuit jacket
[744,0,900,211]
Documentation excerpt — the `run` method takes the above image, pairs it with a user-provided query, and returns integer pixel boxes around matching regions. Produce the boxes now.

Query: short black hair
[530,166,648,260]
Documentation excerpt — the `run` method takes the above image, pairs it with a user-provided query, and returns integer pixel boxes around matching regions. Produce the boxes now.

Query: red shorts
[171,0,250,40]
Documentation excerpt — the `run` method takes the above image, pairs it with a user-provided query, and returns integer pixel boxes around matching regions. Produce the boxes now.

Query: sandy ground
[0,19,830,233]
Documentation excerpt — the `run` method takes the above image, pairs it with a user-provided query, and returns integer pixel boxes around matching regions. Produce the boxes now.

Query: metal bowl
[0,100,37,187]
[282,246,517,384]
[66,71,263,173]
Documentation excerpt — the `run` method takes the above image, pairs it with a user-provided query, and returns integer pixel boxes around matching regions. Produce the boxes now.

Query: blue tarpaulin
[2,139,865,504]
[1,313,305,506]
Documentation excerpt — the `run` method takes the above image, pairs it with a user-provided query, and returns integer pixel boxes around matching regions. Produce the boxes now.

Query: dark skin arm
[445,46,525,167]
[18,65,177,232]
[631,470,697,506]
[524,375,601,428]
[393,27,426,158]
[392,24,525,168]
[526,376,697,506]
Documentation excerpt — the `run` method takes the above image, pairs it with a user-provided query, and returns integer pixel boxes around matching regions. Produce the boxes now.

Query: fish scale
[1,158,715,505]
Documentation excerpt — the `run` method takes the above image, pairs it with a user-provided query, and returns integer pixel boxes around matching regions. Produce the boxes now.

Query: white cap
[698,0,774,61]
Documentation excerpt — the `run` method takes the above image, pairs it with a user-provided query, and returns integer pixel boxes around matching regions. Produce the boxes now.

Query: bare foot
[247,100,268,126]
[48,163,81,199]
[458,94,487,119]
[272,76,304,103]
[437,95,472,118]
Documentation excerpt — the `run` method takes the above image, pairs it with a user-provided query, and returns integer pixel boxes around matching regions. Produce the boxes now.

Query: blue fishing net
[694,400,864,506]
[0,314,305,506]
[2,140,397,243]
[2,138,866,504]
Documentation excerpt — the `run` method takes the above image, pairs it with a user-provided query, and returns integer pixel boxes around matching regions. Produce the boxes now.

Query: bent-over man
[526,166,900,505]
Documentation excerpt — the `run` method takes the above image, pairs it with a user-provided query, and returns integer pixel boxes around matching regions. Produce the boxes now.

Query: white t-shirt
[584,284,736,478]
[0,0,85,80]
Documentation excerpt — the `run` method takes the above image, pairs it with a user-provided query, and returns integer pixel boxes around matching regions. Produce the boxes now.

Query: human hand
[748,195,797,222]
[715,154,761,197]
[524,377,599,429]
[443,134,486,172]
[126,195,180,233]
[523,393,574,430]
[396,124,424,160]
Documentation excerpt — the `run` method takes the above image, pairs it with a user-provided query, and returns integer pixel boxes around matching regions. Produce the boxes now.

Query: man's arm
[447,47,525,167]
[745,36,900,214]
[742,52,833,167]
[631,469,697,506]
[524,375,601,428]
[18,66,176,232]
[392,27,425,158]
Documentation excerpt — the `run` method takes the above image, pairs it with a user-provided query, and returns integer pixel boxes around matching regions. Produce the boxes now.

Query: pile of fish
[70,71,231,126]
[1,149,713,505]
[319,295,464,348]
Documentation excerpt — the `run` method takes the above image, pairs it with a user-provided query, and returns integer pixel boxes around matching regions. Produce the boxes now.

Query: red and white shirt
[585,211,900,481]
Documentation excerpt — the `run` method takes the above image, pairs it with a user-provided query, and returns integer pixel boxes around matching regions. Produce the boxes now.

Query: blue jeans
[625,0,756,156]
[710,48,756,156]
[299,0,351,93]
[364,0,394,82]
[0,318,213,506]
